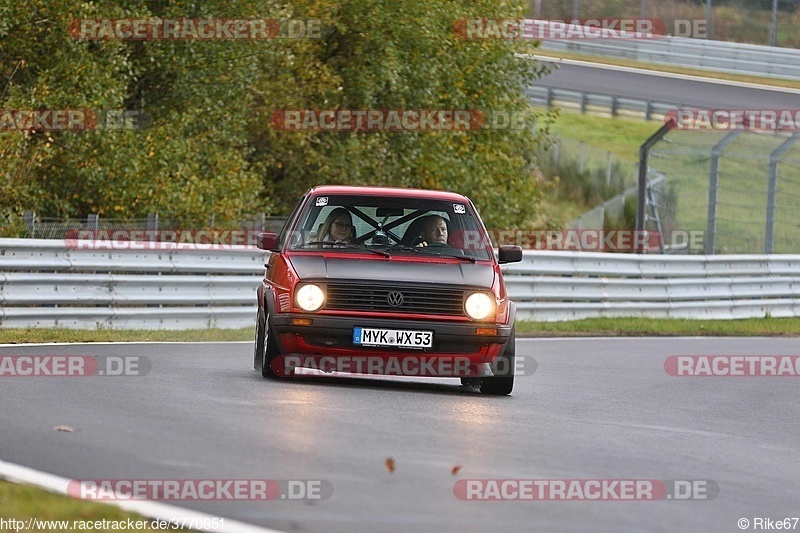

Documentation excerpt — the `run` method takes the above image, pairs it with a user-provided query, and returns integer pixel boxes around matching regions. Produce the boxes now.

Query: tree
[1,0,554,234]
[249,0,554,229]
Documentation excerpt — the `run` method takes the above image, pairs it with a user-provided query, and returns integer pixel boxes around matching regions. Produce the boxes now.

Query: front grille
[325,282,466,316]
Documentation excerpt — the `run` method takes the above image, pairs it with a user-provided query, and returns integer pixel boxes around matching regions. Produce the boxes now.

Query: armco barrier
[503,251,800,321]
[1,239,798,328]
[539,33,800,80]
[0,239,268,329]
[525,86,678,120]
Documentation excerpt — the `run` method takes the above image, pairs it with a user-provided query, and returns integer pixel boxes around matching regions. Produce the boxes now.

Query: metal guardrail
[540,34,800,80]
[525,87,697,120]
[1,239,798,328]
[526,86,677,120]
[503,251,800,321]
[0,239,268,329]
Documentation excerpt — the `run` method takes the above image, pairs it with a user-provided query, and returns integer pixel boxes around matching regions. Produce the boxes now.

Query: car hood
[288,254,495,288]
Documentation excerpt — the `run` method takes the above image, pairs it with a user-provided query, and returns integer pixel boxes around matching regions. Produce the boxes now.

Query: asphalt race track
[1,338,799,533]
[534,60,800,110]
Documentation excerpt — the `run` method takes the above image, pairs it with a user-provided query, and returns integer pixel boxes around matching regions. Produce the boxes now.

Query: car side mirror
[498,245,523,264]
[257,232,280,252]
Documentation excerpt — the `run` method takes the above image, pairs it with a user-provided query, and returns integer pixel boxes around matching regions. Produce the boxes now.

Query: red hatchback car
[253,185,523,395]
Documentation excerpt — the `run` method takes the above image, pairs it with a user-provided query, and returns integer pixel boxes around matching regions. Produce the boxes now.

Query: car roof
[306,185,472,203]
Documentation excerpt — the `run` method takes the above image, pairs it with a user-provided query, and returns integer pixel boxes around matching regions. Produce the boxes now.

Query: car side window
[279,195,306,248]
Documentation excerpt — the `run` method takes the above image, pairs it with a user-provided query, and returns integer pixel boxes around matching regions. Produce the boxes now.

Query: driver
[314,208,355,247]
[419,215,448,246]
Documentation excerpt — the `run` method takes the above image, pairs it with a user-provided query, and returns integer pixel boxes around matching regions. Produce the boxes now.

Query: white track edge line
[0,460,284,533]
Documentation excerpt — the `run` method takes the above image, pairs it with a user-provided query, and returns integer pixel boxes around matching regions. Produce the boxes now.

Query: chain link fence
[540,135,639,229]
[21,212,287,240]
[644,130,800,254]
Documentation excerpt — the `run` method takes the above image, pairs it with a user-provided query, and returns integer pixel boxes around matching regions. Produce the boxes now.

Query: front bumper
[272,313,511,352]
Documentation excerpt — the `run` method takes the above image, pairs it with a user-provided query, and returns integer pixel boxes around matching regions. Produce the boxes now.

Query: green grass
[0,481,181,532]
[0,327,252,345]
[645,130,800,253]
[516,317,800,337]
[548,112,661,162]
[541,110,800,253]
[1,318,799,346]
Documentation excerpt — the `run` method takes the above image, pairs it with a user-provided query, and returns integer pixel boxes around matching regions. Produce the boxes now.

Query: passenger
[317,208,355,245]
[418,215,448,246]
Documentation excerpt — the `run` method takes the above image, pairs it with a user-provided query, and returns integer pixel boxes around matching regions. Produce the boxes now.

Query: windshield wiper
[384,245,476,263]
[299,241,390,258]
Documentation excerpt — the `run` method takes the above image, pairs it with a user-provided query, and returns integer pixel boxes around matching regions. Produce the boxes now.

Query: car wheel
[256,307,281,378]
[480,328,515,396]
[262,316,282,378]
[253,307,266,371]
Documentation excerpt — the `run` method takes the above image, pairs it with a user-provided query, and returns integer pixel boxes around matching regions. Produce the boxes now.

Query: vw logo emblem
[386,291,404,307]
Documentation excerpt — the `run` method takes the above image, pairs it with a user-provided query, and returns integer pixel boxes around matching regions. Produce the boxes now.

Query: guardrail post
[146,212,159,232]
[706,0,713,40]
[553,137,560,167]
[24,211,36,237]
[580,92,587,114]
[546,87,554,108]
[611,96,619,117]
[645,102,652,121]
[770,0,779,47]
[636,120,676,252]
[705,131,741,254]
[765,133,799,253]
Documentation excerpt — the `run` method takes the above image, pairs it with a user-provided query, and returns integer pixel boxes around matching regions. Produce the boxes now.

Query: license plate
[353,327,433,349]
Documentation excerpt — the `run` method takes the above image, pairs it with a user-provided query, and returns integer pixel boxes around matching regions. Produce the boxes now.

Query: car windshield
[287,194,493,261]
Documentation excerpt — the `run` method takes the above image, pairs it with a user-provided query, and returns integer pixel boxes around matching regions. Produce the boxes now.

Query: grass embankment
[0,481,185,532]
[541,110,800,253]
[1,318,799,346]
[515,317,800,337]
[0,328,252,345]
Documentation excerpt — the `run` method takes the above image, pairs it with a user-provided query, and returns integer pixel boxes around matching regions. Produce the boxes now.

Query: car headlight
[295,284,325,312]
[464,292,495,321]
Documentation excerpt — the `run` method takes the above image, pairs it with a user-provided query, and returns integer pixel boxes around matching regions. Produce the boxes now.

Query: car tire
[255,307,281,378]
[480,328,515,396]
[253,307,266,371]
